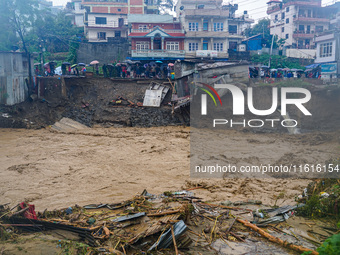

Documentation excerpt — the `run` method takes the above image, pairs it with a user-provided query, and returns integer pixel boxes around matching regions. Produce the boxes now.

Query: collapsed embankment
[1,77,340,132]
[0,77,189,129]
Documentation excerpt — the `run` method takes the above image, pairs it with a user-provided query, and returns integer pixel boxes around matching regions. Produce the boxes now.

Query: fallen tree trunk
[237,218,319,255]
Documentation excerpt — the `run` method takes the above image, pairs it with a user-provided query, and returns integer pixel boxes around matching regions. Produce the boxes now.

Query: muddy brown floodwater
[0,126,339,211]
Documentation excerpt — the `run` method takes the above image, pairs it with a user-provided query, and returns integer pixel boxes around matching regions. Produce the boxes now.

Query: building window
[95,17,107,24]
[282,27,284,32]
[316,26,323,33]
[136,41,149,51]
[115,31,121,37]
[213,43,223,51]
[214,22,223,31]
[118,8,121,11]
[281,12,285,19]
[320,42,332,57]
[286,18,289,24]
[203,20,208,31]
[299,25,304,32]
[189,42,198,51]
[166,41,179,50]
[275,14,278,21]
[229,25,237,34]
[189,22,198,31]
[139,25,148,31]
[197,4,204,9]
[97,32,106,40]
[286,7,289,12]
[308,9,312,17]
[229,41,237,50]
[285,34,289,39]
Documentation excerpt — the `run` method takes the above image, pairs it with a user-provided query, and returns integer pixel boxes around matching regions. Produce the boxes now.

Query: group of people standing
[102,62,173,79]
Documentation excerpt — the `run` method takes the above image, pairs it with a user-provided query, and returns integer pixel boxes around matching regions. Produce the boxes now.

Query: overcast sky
[51,0,337,23]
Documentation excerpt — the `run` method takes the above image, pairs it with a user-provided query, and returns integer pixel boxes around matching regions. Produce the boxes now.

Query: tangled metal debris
[0,190,318,255]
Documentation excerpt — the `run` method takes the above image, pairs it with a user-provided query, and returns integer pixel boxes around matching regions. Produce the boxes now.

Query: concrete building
[266,0,335,50]
[175,0,253,60]
[314,31,340,79]
[329,2,340,31]
[128,14,185,60]
[0,52,33,105]
[66,0,85,27]
[81,0,160,42]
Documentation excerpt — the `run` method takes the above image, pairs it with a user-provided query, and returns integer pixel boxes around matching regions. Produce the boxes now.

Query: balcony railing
[184,9,229,16]
[294,16,329,22]
[297,45,316,49]
[131,49,185,58]
[267,1,321,14]
[185,30,244,38]
[267,6,280,15]
[293,31,315,38]
[130,29,185,33]
[83,0,128,2]
[87,20,128,27]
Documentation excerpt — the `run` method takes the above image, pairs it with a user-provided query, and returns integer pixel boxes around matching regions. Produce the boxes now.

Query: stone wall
[77,38,129,64]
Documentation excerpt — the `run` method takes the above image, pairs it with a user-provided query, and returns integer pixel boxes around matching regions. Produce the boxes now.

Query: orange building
[82,0,158,42]
[128,14,186,60]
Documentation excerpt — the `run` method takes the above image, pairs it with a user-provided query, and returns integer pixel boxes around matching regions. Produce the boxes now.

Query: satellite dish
[180,6,184,10]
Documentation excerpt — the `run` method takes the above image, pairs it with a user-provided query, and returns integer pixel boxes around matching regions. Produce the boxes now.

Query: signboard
[321,63,337,74]
[196,50,218,58]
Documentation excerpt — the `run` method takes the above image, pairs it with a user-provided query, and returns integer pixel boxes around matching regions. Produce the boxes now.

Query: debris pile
[0,189,329,254]
[296,175,340,219]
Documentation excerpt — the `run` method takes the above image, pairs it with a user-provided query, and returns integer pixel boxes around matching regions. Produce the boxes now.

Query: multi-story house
[266,0,335,49]
[175,0,253,60]
[82,0,137,42]
[66,0,85,27]
[313,3,340,79]
[314,31,339,79]
[128,14,185,60]
[329,2,340,30]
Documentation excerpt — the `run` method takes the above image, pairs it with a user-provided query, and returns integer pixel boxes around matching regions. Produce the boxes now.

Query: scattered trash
[148,220,188,251]
[0,190,319,255]
[112,212,145,222]
[1,113,11,118]
[65,207,73,215]
[320,192,329,198]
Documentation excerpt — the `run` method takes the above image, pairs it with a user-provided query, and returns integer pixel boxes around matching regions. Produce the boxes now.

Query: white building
[176,0,253,59]
[266,0,335,50]
[314,31,340,79]
[66,0,85,27]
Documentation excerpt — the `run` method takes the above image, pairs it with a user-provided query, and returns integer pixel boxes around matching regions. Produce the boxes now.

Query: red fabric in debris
[19,202,37,220]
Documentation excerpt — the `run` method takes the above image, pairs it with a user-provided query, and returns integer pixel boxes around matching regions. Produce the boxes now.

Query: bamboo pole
[237,218,318,255]
[171,225,179,255]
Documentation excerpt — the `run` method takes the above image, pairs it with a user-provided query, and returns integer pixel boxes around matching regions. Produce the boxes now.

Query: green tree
[251,54,304,69]
[0,0,41,93]
[245,18,285,49]
[34,12,83,54]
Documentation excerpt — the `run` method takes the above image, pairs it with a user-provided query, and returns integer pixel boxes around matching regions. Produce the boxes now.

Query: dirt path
[0,127,338,211]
